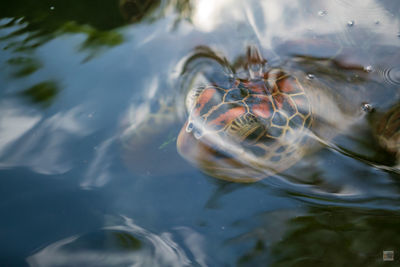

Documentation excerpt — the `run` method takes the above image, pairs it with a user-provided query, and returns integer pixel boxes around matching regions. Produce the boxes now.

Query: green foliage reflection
[21,81,59,106]
[7,56,42,77]
[114,231,142,251]
[235,206,400,267]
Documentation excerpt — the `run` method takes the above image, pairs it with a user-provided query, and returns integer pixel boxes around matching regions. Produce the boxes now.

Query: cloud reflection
[81,137,115,189]
[0,101,41,155]
[0,103,94,175]
[193,0,245,32]
[191,0,400,50]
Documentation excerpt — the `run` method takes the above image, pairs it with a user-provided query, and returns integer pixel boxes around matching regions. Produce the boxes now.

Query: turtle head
[245,45,267,80]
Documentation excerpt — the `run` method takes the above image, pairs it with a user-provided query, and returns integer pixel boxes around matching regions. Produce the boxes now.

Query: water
[1,0,400,266]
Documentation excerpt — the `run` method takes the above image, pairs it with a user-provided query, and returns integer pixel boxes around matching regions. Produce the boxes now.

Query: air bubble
[347,20,355,27]
[364,65,373,73]
[186,121,194,133]
[306,74,315,80]
[361,102,373,112]
[318,10,327,16]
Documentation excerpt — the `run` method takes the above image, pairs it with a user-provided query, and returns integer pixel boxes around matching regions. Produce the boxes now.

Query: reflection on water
[21,81,59,106]
[120,0,161,22]
[7,56,42,78]
[370,103,400,168]
[229,206,400,266]
[27,215,206,267]
[0,0,400,266]
[0,104,94,174]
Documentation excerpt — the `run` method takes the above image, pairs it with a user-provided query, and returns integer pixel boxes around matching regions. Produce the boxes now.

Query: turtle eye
[186,121,194,133]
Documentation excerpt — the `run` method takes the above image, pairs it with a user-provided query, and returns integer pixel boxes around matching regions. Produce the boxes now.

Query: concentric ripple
[377,66,400,85]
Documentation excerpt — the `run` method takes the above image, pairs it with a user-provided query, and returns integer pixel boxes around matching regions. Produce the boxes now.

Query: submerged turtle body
[124,44,389,181]
[174,46,370,182]
[177,67,318,182]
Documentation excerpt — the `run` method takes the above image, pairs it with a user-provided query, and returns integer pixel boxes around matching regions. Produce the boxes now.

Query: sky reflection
[0,0,397,190]
[0,104,93,174]
[0,1,399,265]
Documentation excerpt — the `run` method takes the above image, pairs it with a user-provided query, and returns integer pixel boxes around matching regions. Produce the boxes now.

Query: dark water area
[1,0,400,266]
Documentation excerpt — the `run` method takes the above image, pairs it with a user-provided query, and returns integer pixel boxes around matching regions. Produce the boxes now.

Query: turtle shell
[177,68,314,182]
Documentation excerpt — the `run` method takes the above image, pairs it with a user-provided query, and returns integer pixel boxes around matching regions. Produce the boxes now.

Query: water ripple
[377,66,400,85]
[26,216,207,267]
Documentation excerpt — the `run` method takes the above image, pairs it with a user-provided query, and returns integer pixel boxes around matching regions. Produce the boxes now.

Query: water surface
[1,0,400,266]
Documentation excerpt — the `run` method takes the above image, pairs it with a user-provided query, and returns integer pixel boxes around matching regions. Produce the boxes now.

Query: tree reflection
[0,0,126,36]
[63,230,143,252]
[21,80,59,107]
[0,0,195,108]
[0,17,124,55]
[271,207,400,267]
[61,21,124,62]
[233,206,400,266]
[0,0,193,53]
[120,0,193,26]
[26,216,204,266]
[7,56,42,77]
[119,0,162,22]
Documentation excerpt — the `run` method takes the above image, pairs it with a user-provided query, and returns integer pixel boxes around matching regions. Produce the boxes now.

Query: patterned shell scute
[188,68,313,166]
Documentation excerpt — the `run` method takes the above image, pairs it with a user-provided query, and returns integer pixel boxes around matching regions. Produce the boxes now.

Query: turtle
[121,44,398,182]
[175,45,363,182]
